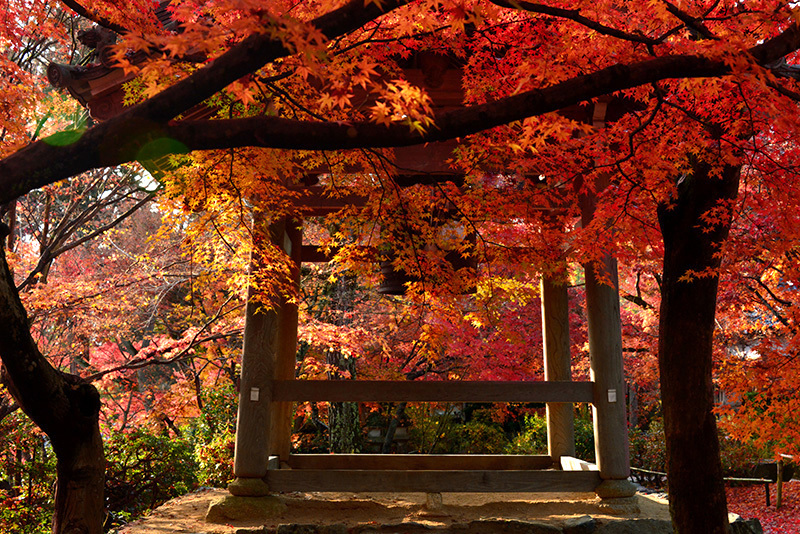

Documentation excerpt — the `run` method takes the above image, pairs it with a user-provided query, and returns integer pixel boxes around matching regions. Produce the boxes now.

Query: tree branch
[661,0,717,40]
[16,179,155,291]
[748,285,794,331]
[0,8,798,205]
[52,193,154,257]
[0,396,19,424]
[85,294,242,381]
[0,0,411,203]
[744,275,793,307]
[489,0,661,45]
[59,0,129,35]
[0,223,99,446]
[84,331,240,381]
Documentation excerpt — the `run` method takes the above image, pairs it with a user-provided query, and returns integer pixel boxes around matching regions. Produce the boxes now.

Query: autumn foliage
[4,0,800,533]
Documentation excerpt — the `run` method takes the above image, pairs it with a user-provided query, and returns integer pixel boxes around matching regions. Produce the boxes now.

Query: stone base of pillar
[595,478,637,499]
[228,476,271,497]
[594,479,639,515]
[206,494,287,524]
[595,496,641,515]
[425,492,443,511]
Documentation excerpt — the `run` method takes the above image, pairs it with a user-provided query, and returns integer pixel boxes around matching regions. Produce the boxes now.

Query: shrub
[505,409,595,460]
[456,411,509,453]
[629,419,667,472]
[574,412,596,462]
[190,383,237,445]
[196,431,235,488]
[0,491,52,534]
[187,383,237,487]
[104,428,198,522]
[718,431,766,478]
[407,404,463,454]
[0,413,55,534]
[505,413,547,455]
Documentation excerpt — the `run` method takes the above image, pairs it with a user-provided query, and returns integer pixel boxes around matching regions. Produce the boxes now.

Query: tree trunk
[381,402,407,454]
[51,428,105,534]
[0,224,104,534]
[657,162,740,534]
[327,349,360,453]
[326,275,361,453]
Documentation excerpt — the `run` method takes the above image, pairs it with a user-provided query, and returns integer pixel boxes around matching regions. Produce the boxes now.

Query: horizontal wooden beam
[265,469,601,493]
[287,454,554,471]
[294,189,368,216]
[301,245,334,263]
[300,242,573,264]
[272,380,594,403]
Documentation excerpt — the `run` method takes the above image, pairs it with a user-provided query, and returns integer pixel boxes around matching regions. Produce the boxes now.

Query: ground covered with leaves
[727,480,800,533]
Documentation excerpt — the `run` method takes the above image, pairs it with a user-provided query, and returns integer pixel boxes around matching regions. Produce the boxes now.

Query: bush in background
[505,413,547,454]
[457,409,508,453]
[0,413,55,534]
[718,431,768,479]
[629,419,667,471]
[505,410,595,460]
[104,428,197,525]
[195,431,235,488]
[574,412,596,462]
[407,404,463,454]
[188,383,237,488]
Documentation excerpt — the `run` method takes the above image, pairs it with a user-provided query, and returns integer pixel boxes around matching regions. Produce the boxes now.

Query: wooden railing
[263,379,602,493]
[271,379,594,403]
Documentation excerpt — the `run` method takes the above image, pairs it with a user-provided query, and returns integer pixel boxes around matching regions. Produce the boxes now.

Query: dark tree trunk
[327,348,360,453]
[381,402,407,454]
[326,275,361,454]
[51,429,105,534]
[657,162,740,534]
[0,224,104,534]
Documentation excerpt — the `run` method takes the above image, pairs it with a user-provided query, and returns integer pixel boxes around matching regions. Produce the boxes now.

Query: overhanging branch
[59,0,129,35]
[163,53,732,152]
[489,0,661,45]
[0,8,798,205]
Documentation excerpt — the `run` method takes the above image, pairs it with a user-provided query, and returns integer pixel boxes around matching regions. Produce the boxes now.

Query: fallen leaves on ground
[727,480,800,533]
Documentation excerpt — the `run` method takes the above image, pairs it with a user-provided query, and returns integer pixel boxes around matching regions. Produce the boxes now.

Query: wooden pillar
[541,274,575,463]
[231,217,285,492]
[268,219,302,464]
[583,255,630,481]
[577,166,632,491]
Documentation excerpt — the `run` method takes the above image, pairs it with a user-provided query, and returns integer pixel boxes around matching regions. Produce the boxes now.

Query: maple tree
[4,1,800,533]
[0,161,248,532]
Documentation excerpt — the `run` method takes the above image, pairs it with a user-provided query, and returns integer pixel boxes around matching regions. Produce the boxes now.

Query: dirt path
[115,489,671,533]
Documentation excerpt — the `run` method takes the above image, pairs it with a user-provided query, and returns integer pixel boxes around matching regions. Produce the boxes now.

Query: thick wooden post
[231,217,285,495]
[578,167,634,499]
[269,220,302,464]
[541,274,575,463]
[583,255,630,481]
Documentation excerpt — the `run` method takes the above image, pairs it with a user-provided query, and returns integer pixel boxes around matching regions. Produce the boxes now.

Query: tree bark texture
[0,224,104,534]
[657,163,740,534]
[327,363,360,454]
